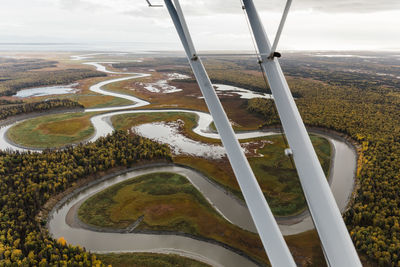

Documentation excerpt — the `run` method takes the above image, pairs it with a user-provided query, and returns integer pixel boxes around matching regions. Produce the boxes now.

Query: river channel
[0,55,357,266]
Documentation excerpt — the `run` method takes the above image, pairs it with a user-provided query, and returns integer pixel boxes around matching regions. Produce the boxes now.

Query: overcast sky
[0,0,399,51]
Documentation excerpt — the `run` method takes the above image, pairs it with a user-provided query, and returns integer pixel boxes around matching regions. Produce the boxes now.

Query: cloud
[294,0,400,13]
[56,0,108,11]
[0,0,398,50]
[122,0,400,18]
[52,0,400,20]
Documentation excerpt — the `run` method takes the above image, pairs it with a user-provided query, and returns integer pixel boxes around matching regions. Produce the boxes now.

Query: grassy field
[74,76,134,108]
[81,95,132,108]
[25,75,134,109]
[7,112,96,148]
[96,252,212,267]
[103,72,265,130]
[112,112,221,144]
[112,111,331,216]
[249,135,330,216]
[35,93,132,109]
[175,134,331,217]
[78,172,268,265]
[285,230,327,267]
[7,107,330,216]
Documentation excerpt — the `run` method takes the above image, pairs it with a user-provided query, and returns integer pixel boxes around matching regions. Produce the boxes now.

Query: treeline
[0,130,171,265]
[255,54,400,91]
[205,62,301,97]
[115,58,272,93]
[221,54,400,90]
[0,69,106,96]
[247,76,400,265]
[0,99,84,121]
[204,59,270,94]
[0,57,106,96]
[281,63,400,90]
[210,55,399,95]
[112,57,188,69]
[114,58,306,96]
[0,99,23,106]
[0,58,57,73]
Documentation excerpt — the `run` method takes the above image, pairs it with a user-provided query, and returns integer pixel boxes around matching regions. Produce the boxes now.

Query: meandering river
[0,54,357,266]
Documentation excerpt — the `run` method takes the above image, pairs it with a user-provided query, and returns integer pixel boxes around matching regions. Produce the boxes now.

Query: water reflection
[14,83,79,98]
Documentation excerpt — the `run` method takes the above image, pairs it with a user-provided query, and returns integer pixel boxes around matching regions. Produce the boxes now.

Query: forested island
[0,131,171,265]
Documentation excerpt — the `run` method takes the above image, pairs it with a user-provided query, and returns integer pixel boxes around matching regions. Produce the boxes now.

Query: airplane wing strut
[163,0,297,266]
[158,0,362,266]
[242,0,361,266]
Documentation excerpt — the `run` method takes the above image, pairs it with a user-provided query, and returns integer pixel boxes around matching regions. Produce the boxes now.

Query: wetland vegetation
[1,51,398,266]
[113,53,400,265]
[111,112,331,216]
[78,172,268,264]
[7,112,95,149]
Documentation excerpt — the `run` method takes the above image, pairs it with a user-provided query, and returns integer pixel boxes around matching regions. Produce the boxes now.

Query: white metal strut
[164,0,296,266]
[242,0,361,266]
[269,0,292,58]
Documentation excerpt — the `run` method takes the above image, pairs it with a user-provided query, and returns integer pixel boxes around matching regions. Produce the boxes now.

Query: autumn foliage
[0,131,171,265]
